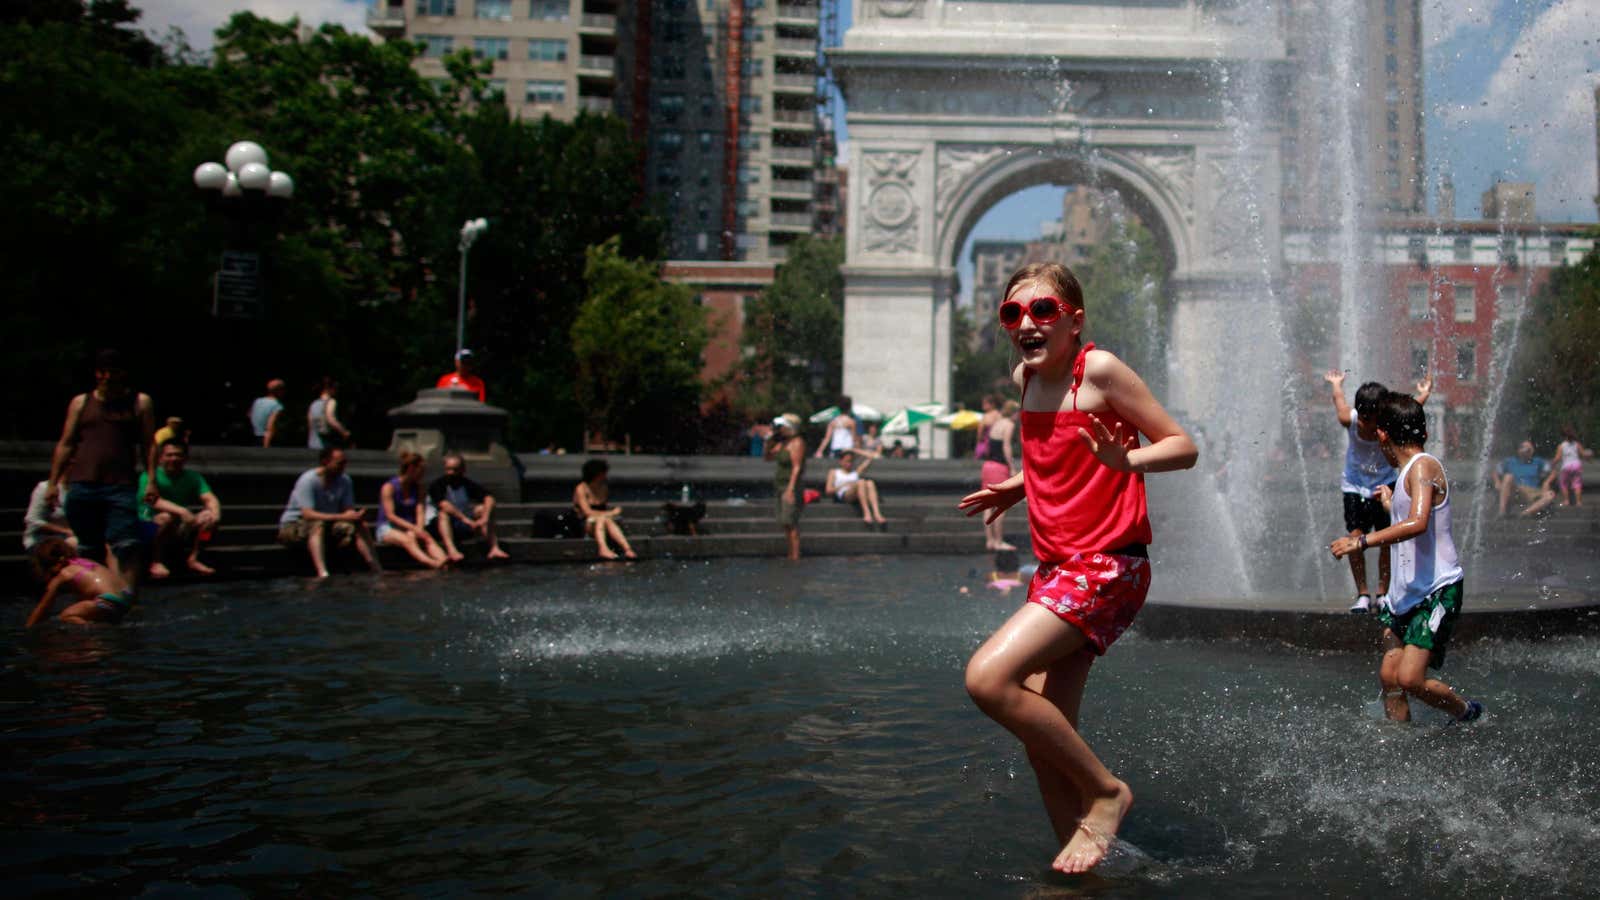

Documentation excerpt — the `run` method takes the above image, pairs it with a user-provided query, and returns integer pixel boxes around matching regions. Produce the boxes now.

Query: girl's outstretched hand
[1077,415,1133,471]
[958,480,1025,524]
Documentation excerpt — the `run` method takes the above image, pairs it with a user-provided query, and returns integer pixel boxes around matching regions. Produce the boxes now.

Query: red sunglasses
[998,296,1071,329]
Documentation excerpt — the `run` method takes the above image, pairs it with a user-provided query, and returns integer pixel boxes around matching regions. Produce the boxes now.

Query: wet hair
[1561,423,1578,442]
[396,450,422,474]
[318,446,341,465]
[30,539,74,583]
[839,450,856,462]
[993,549,1019,573]
[1002,262,1084,310]
[320,376,338,394]
[1353,381,1388,419]
[581,458,608,483]
[838,395,852,415]
[1375,391,1426,447]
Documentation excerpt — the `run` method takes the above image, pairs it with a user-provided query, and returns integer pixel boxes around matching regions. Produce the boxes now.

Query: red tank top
[1020,343,1152,563]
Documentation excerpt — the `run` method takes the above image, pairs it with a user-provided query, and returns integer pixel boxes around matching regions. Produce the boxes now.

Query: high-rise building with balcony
[1282,0,1426,222]
[369,0,833,262]
[370,0,621,120]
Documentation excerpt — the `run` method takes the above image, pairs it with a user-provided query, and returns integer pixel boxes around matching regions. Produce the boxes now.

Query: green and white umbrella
[809,403,885,424]
[880,403,944,435]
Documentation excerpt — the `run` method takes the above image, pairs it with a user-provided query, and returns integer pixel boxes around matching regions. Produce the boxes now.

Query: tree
[1500,244,1600,446]
[952,301,1016,409]
[572,237,708,452]
[737,235,844,417]
[1072,217,1169,390]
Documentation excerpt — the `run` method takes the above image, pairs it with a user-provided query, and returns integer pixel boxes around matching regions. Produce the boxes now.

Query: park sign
[213,250,264,319]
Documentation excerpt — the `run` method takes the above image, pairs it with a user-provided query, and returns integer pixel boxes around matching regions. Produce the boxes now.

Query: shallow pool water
[4,557,1597,897]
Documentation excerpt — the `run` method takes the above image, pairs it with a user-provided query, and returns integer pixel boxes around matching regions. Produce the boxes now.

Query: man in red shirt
[437,349,486,402]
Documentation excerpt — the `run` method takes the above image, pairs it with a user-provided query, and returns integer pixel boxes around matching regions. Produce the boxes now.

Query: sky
[135,0,1600,280]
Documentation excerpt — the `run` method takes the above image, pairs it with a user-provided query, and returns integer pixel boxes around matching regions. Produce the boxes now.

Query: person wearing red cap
[437,349,486,402]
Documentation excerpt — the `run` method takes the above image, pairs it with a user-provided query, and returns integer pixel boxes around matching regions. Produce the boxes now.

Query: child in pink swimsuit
[958,262,1198,875]
[25,539,137,627]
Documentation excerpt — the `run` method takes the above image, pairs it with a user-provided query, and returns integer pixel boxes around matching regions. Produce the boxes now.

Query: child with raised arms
[958,262,1198,874]
[1330,392,1483,724]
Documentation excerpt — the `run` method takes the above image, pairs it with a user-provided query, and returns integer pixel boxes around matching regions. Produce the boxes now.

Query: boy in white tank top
[1329,392,1484,724]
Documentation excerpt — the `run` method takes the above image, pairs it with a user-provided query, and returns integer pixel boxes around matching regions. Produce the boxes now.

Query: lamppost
[457,217,488,358]
[192,141,294,318]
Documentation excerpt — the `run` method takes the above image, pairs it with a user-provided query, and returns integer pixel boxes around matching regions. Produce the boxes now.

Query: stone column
[842,266,954,458]
[387,388,520,502]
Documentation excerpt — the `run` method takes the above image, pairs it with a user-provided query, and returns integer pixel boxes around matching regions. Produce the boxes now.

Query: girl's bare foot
[623,549,637,559]
[148,561,171,579]
[598,548,619,560]
[996,541,1016,551]
[185,558,216,575]
[487,546,510,560]
[1052,782,1133,874]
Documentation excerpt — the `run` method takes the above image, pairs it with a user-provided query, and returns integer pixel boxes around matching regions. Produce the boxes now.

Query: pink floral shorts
[1026,551,1152,655]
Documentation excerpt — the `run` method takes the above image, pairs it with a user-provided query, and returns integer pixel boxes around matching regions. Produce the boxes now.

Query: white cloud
[1421,0,1494,49]
[136,0,369,49]
[1460,0,1600,219]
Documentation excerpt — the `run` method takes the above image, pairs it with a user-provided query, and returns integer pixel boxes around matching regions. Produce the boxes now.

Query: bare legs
[783,525,800,561]
[1343,536,1390,598]
[965,605,1133,874]
[147,511,219,579]
[382,527,448,569]
[985,511,1016,552]
[843,481,887,524]
[1379,633,1469,721]
[588,516,636,560]
[306,521,381,578]
[437,506,511,562]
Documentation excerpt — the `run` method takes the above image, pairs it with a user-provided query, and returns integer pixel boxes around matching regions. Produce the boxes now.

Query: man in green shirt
[138,440,222,578]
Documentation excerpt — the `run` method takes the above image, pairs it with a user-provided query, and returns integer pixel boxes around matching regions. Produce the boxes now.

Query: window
[1384,54,1397,75]
[1550,238,1568,262]
[739,132,761,150]
[476,0,512,19]
[699,94,714,116]
[524,79,565,104]
[660,55,685,78]
[1453,236,1472,262]
[1408,235,1427,262]
[1387,109,1399,131]
[1384,24,1396,45]
[1410,343,1430,377]
[530,0,568,19]
[737,199,759,216]
[742,58,763,76]
[656,131,683,153]
[416,0,456,15]
[417,34,454,57]
[662,21,684,41]
[657,93,684,121]
[656,164,680,187]
[1453,283,1475,322]
[738,167,762,184]
[742,25,764,41]
[527,38,567,61]
[698,130,713,151]
[474,37,510,61]
[1496,283,1522,317]
[1386,170,1401,192]
[1407,283,1428,319]
[738,95,762,115]
[1499,237,1518,262]
[1456,341,1476,381]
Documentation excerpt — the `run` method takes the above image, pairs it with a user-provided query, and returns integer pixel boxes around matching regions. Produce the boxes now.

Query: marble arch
[829,0,1289,457]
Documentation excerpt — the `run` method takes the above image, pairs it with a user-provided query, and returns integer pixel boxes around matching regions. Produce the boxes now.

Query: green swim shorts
[1379,579,1464,667]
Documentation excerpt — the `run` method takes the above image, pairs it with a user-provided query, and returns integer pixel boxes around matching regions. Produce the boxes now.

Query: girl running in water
[959,262,1198,874]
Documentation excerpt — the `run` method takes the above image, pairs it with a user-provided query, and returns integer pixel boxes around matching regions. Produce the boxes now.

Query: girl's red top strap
[1071,342,1095,411]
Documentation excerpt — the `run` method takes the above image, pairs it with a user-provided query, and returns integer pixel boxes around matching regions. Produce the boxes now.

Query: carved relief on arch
[935,145,1010,222]
[1119,147,1197,225]
[1203,154,1267,267]
[862,149,923,255]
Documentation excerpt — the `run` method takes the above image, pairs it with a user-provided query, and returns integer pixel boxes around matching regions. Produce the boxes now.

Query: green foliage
[1500,245,1600,448]
[1074,218,1169,388]
[737,236,844,417]
[0,2,663,449]
[952,302,1016,410]
[572,238,707,451]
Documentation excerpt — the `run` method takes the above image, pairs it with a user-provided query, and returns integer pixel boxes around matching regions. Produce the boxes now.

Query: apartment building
[369,0,835,263]
[1282,0,1426,222]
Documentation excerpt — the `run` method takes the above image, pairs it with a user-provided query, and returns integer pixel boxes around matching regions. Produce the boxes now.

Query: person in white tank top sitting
[825,449,887,526]
[1329,392,1483,724]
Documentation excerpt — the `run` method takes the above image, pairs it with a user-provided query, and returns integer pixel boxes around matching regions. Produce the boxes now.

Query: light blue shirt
[249,396,283,437]
[280,468,355,525]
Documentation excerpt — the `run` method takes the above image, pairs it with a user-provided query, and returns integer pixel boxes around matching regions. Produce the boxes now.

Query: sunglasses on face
[998,296,1070,329]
